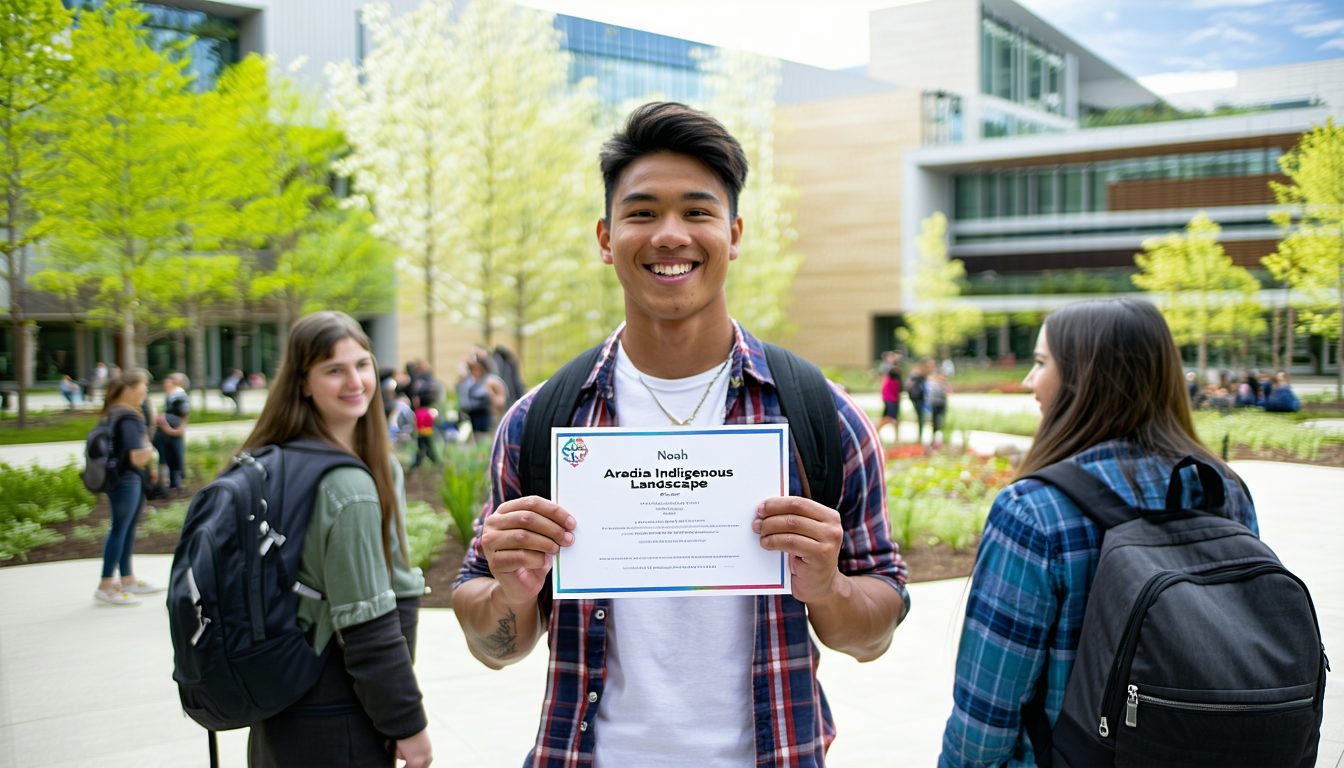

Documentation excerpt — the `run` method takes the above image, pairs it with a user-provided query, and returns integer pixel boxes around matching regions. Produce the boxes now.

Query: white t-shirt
[591,342,755,768]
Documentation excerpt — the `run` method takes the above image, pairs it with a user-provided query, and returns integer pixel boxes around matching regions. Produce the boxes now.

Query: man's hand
[752,496,843,605]
[480,496,576,606]
[395,727,432,768]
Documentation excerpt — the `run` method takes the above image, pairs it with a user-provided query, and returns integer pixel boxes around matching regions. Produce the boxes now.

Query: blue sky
[523,0,1344,90]
[1020,0,1344,77]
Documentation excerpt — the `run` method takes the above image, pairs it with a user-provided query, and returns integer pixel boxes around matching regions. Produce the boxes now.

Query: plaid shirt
[457,321,908,768]
[938,440,1258,768]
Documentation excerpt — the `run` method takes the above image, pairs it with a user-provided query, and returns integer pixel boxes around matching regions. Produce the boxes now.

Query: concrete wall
[776,89,924,367]
[868,0,981,96]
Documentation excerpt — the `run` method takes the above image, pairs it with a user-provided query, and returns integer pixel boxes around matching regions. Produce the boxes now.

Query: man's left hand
[752,497,843,605]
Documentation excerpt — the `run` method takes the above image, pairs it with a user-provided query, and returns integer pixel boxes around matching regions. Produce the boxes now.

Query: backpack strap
[520,344,604,500]
[762,343,843,512]
[1164,456,1227,513]
[1020,462,1139,530]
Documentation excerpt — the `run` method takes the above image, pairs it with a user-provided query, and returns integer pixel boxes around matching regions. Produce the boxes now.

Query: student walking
[221,369,246,416]
[876,352,903,443]
[926,371,950,448]
[939,299,1260,767]
[93,369,164,606]
[907,359,931,444]
[152,373,190,494]
[241,311,432,768]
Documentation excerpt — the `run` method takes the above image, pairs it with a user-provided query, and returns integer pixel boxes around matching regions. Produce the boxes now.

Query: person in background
[59,375,83,409]
[153,373,191,494]
[907,359,931,445]
[93,369,164,606]
[409,401,441,470]
[875,352,903,444]
[492,344,526,410]
[939,298,1257,768]
[456,351,507,444]
[90,362,108,404]
[1256,370,1275,406]
[1236,371,1260,408]
[221,369,246,416]
[941,358,956,379]
[1185,371,1206,410]
[927,371,950,449]
[1264,370,1301,413]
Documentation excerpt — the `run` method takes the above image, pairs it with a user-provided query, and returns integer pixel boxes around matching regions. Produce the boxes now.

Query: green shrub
[1192,411,1344,461]
[405,501,451,571]
[140,500,192,538]
[439,444,492,546]
[886,453,1014,552]
[0,462,95,560]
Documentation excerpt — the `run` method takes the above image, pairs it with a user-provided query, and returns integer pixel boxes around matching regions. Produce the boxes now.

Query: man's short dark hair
[599,102,749,222]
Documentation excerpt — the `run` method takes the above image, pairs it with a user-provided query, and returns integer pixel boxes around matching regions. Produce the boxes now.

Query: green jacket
[295,456,425,654]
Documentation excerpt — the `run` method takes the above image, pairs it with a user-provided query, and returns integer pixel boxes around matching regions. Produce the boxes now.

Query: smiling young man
[453,102,908,768]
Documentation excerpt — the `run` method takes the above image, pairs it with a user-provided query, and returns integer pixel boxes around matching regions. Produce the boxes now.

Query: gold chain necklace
[637,357,731,426]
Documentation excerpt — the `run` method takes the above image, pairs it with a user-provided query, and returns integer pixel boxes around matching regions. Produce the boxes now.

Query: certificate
[550,424,790,599]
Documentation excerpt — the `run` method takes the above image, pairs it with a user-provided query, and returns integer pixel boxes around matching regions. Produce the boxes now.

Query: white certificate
[550,424,790,600]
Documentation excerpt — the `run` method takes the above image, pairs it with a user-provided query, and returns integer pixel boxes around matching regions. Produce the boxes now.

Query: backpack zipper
[1098,559,1288,738]
[1124,684,1313,728]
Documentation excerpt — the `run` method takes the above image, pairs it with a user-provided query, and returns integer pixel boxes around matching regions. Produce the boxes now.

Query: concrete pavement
[0,460,1340,767]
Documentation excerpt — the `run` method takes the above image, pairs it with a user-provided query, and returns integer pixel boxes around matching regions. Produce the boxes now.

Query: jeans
[101,472,144,579]
[154,432,185,488]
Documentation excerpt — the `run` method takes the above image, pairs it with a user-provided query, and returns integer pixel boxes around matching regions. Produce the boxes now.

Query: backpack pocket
[1115,683,1317,768]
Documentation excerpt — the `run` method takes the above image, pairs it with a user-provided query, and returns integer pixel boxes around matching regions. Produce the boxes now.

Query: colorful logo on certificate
[561,437,589,467]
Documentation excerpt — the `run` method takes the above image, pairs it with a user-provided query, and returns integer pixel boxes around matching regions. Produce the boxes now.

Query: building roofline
[907,106,1334,167]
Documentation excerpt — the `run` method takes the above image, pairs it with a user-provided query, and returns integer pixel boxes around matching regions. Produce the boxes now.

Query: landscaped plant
[0,462,95,560]
[439,444,492,547]
[405,501,451,571]
[1192,410,1344,461]
[885,452,1013,552]
[140,500,192,538]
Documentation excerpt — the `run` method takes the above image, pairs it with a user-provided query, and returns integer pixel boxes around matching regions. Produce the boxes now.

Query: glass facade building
[953,147,1284,220]
[981,14,1065,114]
[65,0,240,91]
[554,15,709,105]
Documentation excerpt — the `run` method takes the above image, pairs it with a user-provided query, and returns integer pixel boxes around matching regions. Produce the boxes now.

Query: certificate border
[551,426,789,596]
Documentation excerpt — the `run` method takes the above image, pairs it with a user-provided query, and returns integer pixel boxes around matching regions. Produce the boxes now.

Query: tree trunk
[514,269,526,365]
[173,328,186,372]
[424,253,435,371]
[276,300,292,359]
[7,186,27,427]
[1198,339,1208,381]
[998,316,1010,360]
[1271,305,1282,371]
[189,318,206,413]
[1285,306,1296,374]
[121,271,136,369]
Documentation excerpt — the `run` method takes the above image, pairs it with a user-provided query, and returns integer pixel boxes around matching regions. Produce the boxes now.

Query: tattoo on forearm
[481,607,518,657]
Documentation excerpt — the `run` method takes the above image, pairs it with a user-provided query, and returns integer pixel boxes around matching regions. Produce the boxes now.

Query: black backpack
[167,440,366,732]
[518,342,844,614]
[1021,457,1327,768]
[81,413,133,493]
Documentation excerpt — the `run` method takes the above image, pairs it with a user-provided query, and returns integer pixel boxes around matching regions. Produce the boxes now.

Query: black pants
[911,400,927,442]
[930,405,946,439]
[248,598,420,768]
[153,432,185,488]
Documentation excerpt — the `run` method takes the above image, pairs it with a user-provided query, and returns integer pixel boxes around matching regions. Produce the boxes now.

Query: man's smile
[645,260,700,282]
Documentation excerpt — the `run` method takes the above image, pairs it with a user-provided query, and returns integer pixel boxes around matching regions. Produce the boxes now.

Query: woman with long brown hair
[93,368,161,605]
[243,311,432,768]
[938,298,1258,768]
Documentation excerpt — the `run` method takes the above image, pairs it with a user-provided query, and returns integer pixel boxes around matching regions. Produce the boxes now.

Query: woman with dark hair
[939,298,1258,768]
[93,368,161,606]
[242,311,432,768]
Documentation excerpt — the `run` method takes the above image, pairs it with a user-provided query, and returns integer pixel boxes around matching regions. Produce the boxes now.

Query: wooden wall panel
[1108,175,1287,211]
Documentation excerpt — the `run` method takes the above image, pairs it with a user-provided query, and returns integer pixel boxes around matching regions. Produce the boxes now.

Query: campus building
[4,0,1340,390]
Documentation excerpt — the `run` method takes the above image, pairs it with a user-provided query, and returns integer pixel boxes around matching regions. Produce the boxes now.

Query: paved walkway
[0,460,1340,767]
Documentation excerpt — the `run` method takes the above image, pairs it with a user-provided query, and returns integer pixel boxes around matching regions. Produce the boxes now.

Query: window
[980,14,1066,116]
[1037,171,1056,214]
[955,176,981,220]
[1061,169,1084,213]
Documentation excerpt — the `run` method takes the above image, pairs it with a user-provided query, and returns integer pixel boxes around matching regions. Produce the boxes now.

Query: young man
[453,103,908,767]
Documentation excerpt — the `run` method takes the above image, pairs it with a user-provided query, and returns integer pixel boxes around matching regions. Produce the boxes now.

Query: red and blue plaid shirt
[457,321,908,768]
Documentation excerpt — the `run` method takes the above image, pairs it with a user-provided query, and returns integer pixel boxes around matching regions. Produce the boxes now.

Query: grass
[0,410,252,445]
[405,501,452,571]
[886,452,1014,552]
[944,407,1042,438]
[140,500,191,538]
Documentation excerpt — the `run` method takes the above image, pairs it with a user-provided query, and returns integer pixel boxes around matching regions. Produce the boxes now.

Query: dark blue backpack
[167,440,366,731]
[80,413,133,493]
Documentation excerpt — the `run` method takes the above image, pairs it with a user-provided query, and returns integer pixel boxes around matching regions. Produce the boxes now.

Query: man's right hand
[480,496,576,606]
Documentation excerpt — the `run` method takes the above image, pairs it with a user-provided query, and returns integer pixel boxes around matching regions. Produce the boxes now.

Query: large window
[66,2,240,92]
[981,14,1065,116]
[952,147,1285,220]
[556,15,707,104]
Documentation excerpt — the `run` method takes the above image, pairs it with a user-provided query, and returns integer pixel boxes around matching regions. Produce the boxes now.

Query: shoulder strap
[1019,462,1140,530]
[762,342,843,512]
[520,344,604,500]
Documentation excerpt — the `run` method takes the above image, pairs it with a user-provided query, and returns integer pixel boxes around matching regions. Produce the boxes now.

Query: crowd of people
[1188,368,1301,413]
[70,103,1323,768]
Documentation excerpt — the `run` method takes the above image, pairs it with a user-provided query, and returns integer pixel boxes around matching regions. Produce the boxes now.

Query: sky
[518,0,1344,94]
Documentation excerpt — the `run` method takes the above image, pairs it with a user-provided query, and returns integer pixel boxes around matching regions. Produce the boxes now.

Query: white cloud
[1185,23,1259,44]
[1103,10,1119,22]
[1293,18,1344,36]
[1322,36,1344,49]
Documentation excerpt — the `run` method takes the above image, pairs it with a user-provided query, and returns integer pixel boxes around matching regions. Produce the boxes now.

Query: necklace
[637,357,732,426]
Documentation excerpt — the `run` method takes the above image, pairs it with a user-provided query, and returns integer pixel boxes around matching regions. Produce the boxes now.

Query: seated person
[1263,371,1300,413]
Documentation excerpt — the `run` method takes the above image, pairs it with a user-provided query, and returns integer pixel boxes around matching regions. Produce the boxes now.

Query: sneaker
[119,579,166,595]
[94,588,142,606]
